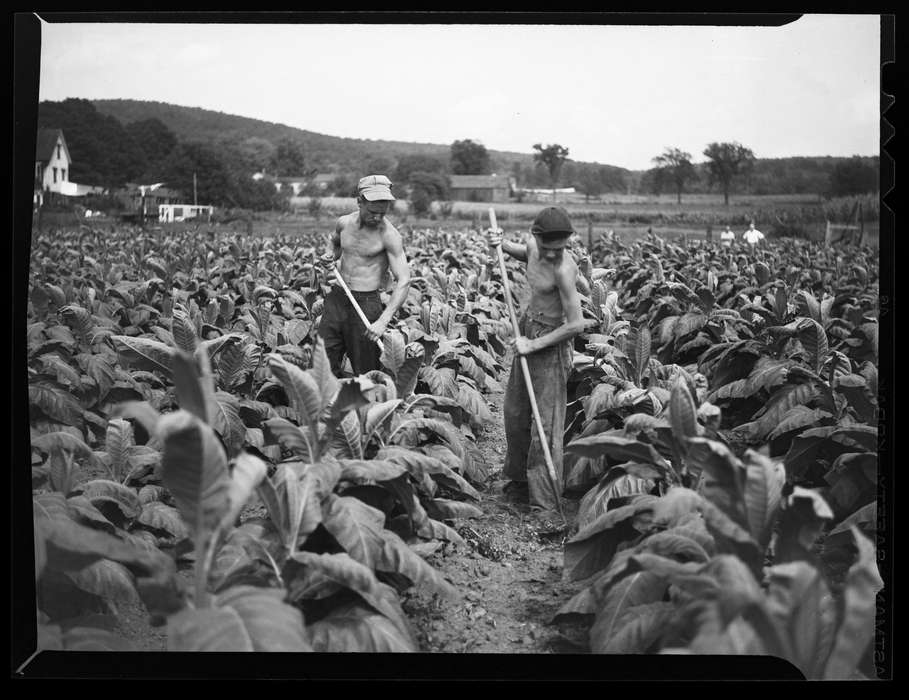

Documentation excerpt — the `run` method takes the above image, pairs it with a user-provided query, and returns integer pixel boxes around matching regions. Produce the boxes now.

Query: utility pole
[193,172,198,206]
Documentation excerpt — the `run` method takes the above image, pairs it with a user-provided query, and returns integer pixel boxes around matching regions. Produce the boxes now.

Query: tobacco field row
[26,225,882,677]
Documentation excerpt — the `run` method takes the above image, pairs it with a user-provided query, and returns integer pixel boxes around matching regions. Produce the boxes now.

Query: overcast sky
[37,15,881,171]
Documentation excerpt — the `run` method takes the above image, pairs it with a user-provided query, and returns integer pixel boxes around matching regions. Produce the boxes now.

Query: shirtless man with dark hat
[486,206,588,511]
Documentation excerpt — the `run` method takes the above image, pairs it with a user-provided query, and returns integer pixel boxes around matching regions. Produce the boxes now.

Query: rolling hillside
[91,99,557,177]
[79,99,878,197]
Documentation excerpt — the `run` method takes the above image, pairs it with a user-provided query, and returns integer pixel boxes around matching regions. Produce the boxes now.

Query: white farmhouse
[35,128,74,196]
[34,128,105,205]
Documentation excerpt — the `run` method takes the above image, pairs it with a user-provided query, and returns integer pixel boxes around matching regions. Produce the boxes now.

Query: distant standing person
[743,221,765,248]
[720,225,736,247]
[486,207,588,513]
[318,175,411,376]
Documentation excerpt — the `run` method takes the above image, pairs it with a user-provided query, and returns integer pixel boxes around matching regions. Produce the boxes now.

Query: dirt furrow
[402,350,586,653]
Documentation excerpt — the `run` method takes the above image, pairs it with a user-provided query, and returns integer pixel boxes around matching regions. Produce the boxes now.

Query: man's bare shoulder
[380,218,403,244]
[555,253,580,286]
[338,211,358,230]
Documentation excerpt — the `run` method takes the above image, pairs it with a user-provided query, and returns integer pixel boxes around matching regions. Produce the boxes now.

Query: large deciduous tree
[329,174,358,198]
[233,137,277,175]
[270,139,309,177]
[532,143,570,201]
[652,147,697,204]
[450,139,491,175]
[152,141,235,208]
[408,171,449,216]
[703,141,755,205]
[641,167,666,196]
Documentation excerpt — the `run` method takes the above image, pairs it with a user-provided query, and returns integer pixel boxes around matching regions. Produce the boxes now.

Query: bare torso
[524,235,573,319]
[335,211,397,291]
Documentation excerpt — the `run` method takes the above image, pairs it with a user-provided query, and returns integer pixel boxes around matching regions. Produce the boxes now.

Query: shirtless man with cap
[318,174,411,376]
[486,206,588,512]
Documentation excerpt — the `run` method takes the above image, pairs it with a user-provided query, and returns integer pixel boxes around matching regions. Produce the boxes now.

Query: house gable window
[53,167,57,183]
[57,144,61,160]
[62,169,66,181]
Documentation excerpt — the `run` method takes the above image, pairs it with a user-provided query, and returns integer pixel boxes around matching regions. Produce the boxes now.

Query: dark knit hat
[531,206,574,237]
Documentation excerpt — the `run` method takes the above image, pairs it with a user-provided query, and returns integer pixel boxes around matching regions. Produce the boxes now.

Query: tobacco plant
[556,233,882,675]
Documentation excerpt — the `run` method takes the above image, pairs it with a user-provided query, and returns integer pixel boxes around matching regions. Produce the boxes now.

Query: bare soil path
[401,351,587,653]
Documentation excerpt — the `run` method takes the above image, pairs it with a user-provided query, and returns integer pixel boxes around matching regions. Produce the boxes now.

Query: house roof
[36,128,66,163]
[449,174,508,189]
[312,173,334,183]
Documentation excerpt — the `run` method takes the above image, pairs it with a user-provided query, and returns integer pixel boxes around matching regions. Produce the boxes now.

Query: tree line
[641,145,879,204]
[38,99,879,214]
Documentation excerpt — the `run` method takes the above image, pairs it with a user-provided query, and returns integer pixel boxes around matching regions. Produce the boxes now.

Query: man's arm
[522,259,589,354]
[319,217,343,266]
[485,229,528,262]
[501,238,528,262]
[364,224,411,341]
[328,217,343,260]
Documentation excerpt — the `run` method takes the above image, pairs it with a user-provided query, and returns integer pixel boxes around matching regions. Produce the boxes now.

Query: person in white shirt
[720,226,736,246]
[742,222,765,247]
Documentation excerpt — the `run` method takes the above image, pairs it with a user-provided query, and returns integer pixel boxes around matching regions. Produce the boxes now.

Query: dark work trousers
[318,286,383,377]
[503,311,573,511]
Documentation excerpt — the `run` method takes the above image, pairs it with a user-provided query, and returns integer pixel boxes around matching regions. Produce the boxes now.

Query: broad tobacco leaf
[765,561,837,678]
[158,410,231,538]
[823,527,884,679]
[137,502,189,541]
[566,433,672,473]
[64,559,139,605]
[167,586,310,652]
[595,599,676,654]
[73,479,142,520]
[29,382,84,426]
[321,494,457,599]
[291,551,413,642]
[742,450,786,549]
[563,497,658,581]
[304,602,416,653]
[112,335,174,376]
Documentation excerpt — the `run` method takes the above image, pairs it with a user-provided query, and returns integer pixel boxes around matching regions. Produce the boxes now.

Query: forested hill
[38,98,877,201]
[89,99,879,197]
[90,99,541,175]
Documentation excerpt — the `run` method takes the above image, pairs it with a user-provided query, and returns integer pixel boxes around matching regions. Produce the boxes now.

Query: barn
[448,174,511,203]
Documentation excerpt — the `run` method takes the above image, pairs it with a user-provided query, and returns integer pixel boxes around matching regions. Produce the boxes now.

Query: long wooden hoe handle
[332,263,384,350]
[489,208,566,524]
